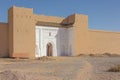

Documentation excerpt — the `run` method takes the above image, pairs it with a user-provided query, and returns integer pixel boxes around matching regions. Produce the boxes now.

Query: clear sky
[0,0,120,31]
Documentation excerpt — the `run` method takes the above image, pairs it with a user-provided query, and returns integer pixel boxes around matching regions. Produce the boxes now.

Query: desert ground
[0,56,119,80]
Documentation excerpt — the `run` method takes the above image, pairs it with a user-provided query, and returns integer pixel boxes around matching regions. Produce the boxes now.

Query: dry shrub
[77,53,120,57]
[109,54,120,57]
[77,54,86,57]
[36,56,56,61]
[103,53,120,57]
[89,54,103,57]
[89,54,95,56]
[77,53,103,57]
[108,65,120,72]
[103,53,112,56]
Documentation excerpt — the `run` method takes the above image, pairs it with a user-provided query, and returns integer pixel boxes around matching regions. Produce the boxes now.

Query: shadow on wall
[0,24,9,58]
[56,28,69,56]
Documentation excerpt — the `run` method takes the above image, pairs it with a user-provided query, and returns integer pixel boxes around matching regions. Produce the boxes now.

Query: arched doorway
[46,43,53,56]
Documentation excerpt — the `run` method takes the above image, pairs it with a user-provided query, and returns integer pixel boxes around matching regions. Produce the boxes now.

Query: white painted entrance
[35,26,74,57]
[35,26,58,57]
[35,29,41,57]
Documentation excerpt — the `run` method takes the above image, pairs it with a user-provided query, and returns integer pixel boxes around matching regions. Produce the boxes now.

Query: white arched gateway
[35,25,74,57]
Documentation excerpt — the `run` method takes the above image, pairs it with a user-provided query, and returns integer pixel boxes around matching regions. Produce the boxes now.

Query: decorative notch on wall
[49,32,51,36]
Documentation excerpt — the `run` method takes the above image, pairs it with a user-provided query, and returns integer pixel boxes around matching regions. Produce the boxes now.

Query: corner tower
[8,6,36,58]
[73,14,89,55]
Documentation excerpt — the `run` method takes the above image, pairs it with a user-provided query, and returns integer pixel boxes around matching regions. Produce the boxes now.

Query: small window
[49,32,51,36]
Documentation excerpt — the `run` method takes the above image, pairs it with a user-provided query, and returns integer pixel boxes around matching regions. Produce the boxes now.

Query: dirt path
[76,60,93,80]
[0,57,119,80]
[0,57,86,80]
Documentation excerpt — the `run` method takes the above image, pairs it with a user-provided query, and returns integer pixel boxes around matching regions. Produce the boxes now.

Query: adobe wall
[8,6,36,58]
[8,6,65,58]
[73,14,89,56]
[7,6,120,58]
[0,23,9,57]
[34,14,64,23]
[88,30,120,54]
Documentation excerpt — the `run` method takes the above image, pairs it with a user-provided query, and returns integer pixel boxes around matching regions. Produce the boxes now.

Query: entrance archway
[46,43,53,56]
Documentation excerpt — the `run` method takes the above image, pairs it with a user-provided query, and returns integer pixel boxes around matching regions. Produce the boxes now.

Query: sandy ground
[0,56,119,80]
[86,57,120,80]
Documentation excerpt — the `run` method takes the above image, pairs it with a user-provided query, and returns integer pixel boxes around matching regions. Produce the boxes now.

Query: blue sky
[0,0,120,31]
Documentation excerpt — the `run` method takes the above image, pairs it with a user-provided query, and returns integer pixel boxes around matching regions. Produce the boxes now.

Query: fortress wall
[88,30,120,54]
[8,6,36,58]
[6,6,120,58]
[0,23,9,57]
[73,14,89,55]
[34,14,64,23]
[8,6,66,58]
